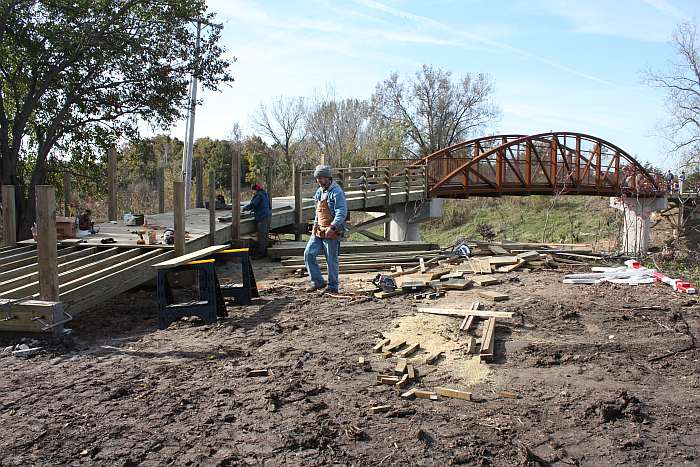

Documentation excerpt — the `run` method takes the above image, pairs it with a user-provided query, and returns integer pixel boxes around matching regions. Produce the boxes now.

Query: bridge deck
[2,173,427,333]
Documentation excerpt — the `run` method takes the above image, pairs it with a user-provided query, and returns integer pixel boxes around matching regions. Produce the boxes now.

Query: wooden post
[209,172,216,246]
[1,185,16,247]
[63,172,71,217]
[195,158,203,209]
[157,167,165,214]
[108,147,117,221]
[173,180,186,256]
[293,165,303,241]
[36,185,59,301]
[231,150,241,241]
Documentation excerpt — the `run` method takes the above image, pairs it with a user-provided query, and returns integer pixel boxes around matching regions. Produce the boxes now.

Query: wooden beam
[293,165,302,241]
[63,172,71,217]
[153,244,229,269]
[108,147,117,221]
[0,248,143,298]
[417,307,513,318]
[60,250,174,315]
[231,149,241,241]
[480,317,497,361]
[209,171,216,247]
[0,247,105,290]
[2,185,16,247]
[173,180,185,256]
[35,185,59,301]
[157,167,165,214]
[195,158,204,208]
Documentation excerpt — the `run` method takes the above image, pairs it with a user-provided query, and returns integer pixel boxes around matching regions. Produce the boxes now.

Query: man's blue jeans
[304,234,340,290]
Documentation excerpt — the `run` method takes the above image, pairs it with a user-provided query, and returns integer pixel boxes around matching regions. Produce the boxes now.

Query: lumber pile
[268,240,439,259]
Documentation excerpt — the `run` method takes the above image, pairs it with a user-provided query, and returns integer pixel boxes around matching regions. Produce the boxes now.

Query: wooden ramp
[0,243,173,333]
[1,165,429,333]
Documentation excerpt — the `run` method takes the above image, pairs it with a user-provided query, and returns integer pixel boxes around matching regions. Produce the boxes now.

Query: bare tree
[306,89,372,167]
[647,21,700,167]
[372,65,499,158]
[252,96,306,170]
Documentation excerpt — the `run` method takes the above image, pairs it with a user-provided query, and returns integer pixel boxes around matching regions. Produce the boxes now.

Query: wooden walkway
[1,166,428,333]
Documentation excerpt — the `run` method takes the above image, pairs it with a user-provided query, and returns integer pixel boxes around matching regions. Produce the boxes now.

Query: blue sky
[173,0,700,169]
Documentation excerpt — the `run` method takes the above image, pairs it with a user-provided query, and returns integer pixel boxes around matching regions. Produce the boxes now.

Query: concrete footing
[610,197,667,255]
[389,199,444,242]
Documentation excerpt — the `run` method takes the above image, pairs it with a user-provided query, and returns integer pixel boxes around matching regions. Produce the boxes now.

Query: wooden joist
[153,244,230,269]
[480,317,497,361]
[476,290,509,302]
[417,307,513,319]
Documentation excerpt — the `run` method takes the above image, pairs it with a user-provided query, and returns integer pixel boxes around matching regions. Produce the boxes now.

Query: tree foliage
[371,65,499,158]
[0,0,234,237]
[647,21,700,168]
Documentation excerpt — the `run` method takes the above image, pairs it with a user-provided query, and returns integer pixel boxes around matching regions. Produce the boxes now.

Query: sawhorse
[157,259,226,330]
[213,248,260,306]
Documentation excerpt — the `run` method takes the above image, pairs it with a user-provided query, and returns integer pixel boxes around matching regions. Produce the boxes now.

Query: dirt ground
[1,260,699,466]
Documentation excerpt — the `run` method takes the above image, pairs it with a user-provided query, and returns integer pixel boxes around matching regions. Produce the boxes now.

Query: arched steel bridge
[376,132,662,198]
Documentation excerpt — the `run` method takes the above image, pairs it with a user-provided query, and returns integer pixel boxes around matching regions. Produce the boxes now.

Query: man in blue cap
[243,183,272,258]
[304,164,347,293]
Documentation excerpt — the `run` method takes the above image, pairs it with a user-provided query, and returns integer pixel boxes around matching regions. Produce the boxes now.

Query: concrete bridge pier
[389,199,444,242]
[610,197,667,255]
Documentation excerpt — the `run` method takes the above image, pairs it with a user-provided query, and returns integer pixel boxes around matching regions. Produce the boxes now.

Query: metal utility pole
[182,20,201,209]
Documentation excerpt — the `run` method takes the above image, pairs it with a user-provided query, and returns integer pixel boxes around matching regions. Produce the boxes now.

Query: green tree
[243,136,274,193]
[0,0,234,238]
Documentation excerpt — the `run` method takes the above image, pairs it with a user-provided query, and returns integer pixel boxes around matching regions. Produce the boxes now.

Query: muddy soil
[1,262,699,466]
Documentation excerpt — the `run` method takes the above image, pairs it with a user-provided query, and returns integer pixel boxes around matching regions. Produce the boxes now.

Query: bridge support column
[610,197,667,255]
[388,199,443,242]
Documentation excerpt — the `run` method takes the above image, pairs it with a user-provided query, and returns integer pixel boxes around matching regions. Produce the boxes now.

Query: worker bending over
[304,165,347,293]
[243,183,272,258]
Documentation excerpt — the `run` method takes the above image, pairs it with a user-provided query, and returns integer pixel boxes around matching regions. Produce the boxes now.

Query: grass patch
[421,196,622,248]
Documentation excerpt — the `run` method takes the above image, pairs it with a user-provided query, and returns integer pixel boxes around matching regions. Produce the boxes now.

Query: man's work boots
[305,282,327,292]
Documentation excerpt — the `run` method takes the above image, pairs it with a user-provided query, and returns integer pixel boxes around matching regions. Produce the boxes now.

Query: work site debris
[563,259,697,294]
[434,387,472,401]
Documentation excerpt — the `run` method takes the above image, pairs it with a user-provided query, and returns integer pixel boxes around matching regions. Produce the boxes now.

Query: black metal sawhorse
[214,248,260,306]
[157,259,227,330]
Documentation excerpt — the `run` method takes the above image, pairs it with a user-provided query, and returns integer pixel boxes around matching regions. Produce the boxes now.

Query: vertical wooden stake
[173,180,186,256]
[157,167,165,214]
[195,158,204,209]
[108,147,117,221]
[1,185,16,247]
[293,165,303,241]
[231,150,241,241]
[63,172,71,217]
[36,185,59,301]
[209,172,216,246]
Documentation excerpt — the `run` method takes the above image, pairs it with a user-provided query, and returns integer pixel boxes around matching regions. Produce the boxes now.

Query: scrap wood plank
[487,256,519,266]
[401,388,417,399]
[424,352,442,365]
[395,358,408,375]
[395,374,410,389]
[516,251,541,261]
[476,290,509,302]
[459,301,481,331]
[385,340,406,352]
[442,278,471,290]
[374,289,406,299]
[397,343,420,358]
[434,387,472,401]
[471,275,500,286]
[419,257,426,273]
[372,338,391,353]
[406,364,416,380]
[369,405,392,414]
[414,390,438,400]
[480,317,496,361]
[153,244,229,268]
[418,307,513,319]
[487,245,510,256]
[496,259,526,273]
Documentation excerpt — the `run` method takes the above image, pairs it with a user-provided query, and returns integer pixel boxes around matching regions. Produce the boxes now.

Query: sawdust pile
[382,313,490,387]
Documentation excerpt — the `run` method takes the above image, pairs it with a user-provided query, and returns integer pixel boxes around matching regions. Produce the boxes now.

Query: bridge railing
[298,165,428,206]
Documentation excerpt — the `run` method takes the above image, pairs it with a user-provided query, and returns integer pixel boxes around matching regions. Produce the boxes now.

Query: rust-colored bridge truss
[376,132,662,198]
